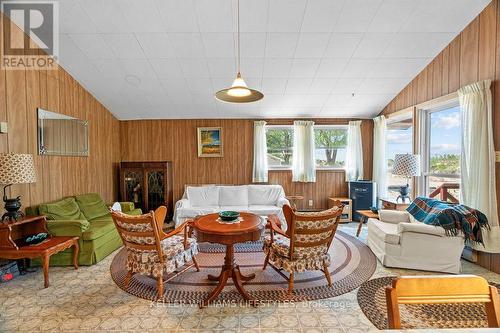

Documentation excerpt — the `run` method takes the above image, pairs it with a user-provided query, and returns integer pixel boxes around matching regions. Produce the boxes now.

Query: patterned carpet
[110,230,377,303]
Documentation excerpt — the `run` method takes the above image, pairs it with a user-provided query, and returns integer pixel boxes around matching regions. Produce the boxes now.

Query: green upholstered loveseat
[26,193,142,266]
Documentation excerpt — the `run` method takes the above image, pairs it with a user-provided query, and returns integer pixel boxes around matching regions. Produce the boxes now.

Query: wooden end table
[0,216,79,288]
[355,210,379,237]
[193,212,264,307]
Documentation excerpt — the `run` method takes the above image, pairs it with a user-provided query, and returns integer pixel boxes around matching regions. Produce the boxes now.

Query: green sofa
[26,193,142,266]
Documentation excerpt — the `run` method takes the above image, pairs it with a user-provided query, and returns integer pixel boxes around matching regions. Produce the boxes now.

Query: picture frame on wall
[197,127,223,157]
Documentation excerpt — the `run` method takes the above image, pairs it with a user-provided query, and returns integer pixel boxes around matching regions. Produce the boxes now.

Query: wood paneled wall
[381,0,500,272]
[120,118,373,211]
[0,16,120,208]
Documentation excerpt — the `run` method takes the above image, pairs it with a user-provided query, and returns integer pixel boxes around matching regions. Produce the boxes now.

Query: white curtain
[345,120,364,181]
[459,79,500,253]
[292,120,316,182]
[373,115,387,199]
[252,120,268,183]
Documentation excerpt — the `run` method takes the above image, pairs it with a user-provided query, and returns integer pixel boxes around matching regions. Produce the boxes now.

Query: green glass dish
[219,211,240,222]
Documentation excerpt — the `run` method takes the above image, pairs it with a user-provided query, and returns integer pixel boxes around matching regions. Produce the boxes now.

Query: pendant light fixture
[215,0,264,103]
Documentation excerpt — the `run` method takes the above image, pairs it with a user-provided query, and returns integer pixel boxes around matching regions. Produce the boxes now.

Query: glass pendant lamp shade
[214,0,264,104]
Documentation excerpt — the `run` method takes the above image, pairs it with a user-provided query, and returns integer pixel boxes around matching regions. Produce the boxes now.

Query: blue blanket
[406,197,489,245]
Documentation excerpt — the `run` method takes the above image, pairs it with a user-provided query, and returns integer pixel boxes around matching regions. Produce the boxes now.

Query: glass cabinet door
[147,170,165,211]
[124,170,144,210]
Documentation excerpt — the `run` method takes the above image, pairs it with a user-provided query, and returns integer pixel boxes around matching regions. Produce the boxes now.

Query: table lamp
[0,153,37,221]
[392,153,420,203]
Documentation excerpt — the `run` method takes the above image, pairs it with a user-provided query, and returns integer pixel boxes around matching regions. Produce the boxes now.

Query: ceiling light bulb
[227,76,251,97]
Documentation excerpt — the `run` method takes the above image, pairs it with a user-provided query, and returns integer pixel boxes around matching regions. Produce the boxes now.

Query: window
[314,126,347,168]
[386,114,413,200]
[420,103,461,202]
[266,126,293,169]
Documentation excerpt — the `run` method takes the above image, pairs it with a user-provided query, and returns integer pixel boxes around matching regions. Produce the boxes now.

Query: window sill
[268,169,345,173]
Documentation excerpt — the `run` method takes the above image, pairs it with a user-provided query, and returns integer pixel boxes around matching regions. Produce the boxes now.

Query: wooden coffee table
[356,210,379,237]
[193,212,264,307]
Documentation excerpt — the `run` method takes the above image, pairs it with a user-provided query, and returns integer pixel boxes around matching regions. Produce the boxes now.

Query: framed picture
[197,127,223,157]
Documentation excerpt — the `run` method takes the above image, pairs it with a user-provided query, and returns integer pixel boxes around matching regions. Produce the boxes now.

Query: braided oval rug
[357,276,500,329]
[110,230,376,303]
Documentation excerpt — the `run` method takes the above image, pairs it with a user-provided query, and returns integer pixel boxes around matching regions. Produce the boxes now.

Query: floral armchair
[111,206,199,297]
[263,202,344,294]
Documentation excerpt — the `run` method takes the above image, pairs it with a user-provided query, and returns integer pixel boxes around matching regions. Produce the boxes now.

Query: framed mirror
[37,108,89,156]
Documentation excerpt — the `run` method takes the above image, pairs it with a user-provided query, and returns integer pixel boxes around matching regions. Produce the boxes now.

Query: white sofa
[173,185,290,228]
[367,210,464,274]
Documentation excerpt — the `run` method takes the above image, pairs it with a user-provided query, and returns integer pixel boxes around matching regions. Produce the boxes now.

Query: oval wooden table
[193,212,264,307]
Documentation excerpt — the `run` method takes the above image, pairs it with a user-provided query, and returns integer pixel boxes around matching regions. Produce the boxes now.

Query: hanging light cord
[237,0,240,75]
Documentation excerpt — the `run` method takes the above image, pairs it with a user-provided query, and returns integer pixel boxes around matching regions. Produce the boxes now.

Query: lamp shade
[0,153,37,184]
[392,154,421,177]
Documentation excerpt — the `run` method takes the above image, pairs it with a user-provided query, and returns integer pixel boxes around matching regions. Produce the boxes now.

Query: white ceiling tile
[301,0,345,32]
[324,33,363,58]
[331,78,364,94]
[357,78,411,94]
[368,0,417,32]
[136,33,175,58]
[149,59,185,78]
[195,0,234,32]
[316,58,349,78]
[241,33,266,58]
[265,33,299,58]
[383,33,455,58]
[294,33,331,58]
[59,34,89,65]
[160,79,190,95]
[207,58,236,77]
[352,33,394,58]
[80,0,130,33]
[262,78,288,94]
[119,59,157,78]
[240,0,268,32]
[202,33,235,58]
[69,34,114,59]
[401,0,490,33]
[212,77,234,91]
[90,59,124,79]
[186,78,214,94]
[178,58,210,77]
[368,58,431,78]
[118,0,164,32]
[155,0,198,32]
[286,78,313,94]
[168,33,205,58]
[324,94,354,107]
[103,34,145,59]
[289,59,321,78]
[341,59,378,78]
[310,78,337,94]
[240,58,264,77]
[334,0,383,32]
[263,58,292,77]
[268,0,307,32]
[60,0,97,33]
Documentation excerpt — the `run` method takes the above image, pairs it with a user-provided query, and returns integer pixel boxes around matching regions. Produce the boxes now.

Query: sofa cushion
[367,219,400,245]
[39,197,86,221]
[176,206,220,218]
[75,193,109,221]
[248,205,282,216]
[219,186,248,206]
[248,185,284,205]
[187,186,219,207]
[83,218,116,241]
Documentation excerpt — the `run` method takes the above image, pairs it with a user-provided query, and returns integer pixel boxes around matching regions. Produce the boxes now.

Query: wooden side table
[0,216,79,288]
[355,210,379,237]
[193,213,264,307]
[380,198,410,211]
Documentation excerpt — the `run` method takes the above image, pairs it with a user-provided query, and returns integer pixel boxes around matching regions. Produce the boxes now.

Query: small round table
[193,212,264,307]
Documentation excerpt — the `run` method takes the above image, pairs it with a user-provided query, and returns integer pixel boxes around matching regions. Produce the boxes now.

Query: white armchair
[367,210,464,274]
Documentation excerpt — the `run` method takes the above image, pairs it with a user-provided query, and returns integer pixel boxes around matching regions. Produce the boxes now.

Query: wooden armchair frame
[386,275,500,329]
[264,202,344,294]
[112,206,199,297]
